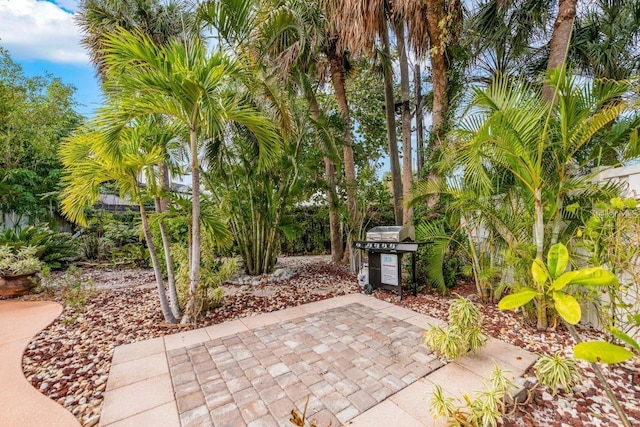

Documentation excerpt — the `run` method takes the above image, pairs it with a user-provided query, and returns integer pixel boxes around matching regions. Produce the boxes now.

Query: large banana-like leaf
[547,243,568,279]
[498,287,539,310]
[552,291,581,325]
[574,341,634,364]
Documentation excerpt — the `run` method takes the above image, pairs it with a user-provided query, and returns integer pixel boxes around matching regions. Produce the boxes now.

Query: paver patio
[100,294,537,427]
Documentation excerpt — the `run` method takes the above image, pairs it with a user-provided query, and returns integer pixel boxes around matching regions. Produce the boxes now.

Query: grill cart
[354,226,421,301]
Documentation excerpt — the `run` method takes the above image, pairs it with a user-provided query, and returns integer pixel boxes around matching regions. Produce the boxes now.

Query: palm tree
[329,0,403,224]
[99,29,279,322]
[201,0,352,262]
[465,0,550,83]
[76,0,192,78]
[77,0,194,319]
[570,0,640,80]
[542,0,578,102]
[60,121,178,323]
[412,70,635,329]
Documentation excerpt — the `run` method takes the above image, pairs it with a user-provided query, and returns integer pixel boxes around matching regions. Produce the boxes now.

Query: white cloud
[0,0,88,64]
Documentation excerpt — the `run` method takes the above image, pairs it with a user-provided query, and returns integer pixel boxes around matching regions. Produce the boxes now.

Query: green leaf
[565,203,580,214]
[549,270,580,291]
[547,243,568,279]
[552,291,581,324]
[498,288,539,311]
[531,258,548,287]
[610,197,625,210]
[570,267,618,287]
[606,326,640,351]
[624,198,638,209]
[574,341,634,364]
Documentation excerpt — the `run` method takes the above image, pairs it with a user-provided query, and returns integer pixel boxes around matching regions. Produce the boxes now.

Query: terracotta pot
[0,272,39,298]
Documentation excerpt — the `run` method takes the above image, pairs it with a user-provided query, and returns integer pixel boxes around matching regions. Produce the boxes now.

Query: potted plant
[0,245,42,297]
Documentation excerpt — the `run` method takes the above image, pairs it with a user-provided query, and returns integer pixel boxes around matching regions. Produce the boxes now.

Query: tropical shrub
[172,231,237,315]
[499,243,618,331]
[0,225,79,269]
[411,70,636,326]
[423,297,487,360]
[60,266,94,312]
[76,211,146,263]
[575,196,640,343]
[500,242,636,425]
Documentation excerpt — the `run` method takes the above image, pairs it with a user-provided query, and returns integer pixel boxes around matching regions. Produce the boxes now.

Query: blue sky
[0,0,101,117]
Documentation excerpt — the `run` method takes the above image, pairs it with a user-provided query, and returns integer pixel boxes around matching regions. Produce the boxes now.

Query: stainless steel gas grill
[354,225,421,300]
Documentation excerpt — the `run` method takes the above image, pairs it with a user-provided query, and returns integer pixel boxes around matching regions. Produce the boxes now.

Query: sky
[0,0,102,117]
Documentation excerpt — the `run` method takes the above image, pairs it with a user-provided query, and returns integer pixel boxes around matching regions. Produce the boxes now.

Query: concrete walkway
[0,300,80,427]
[101,294,537,427]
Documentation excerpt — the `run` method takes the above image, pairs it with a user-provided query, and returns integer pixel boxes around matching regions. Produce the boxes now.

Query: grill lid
[365,225,415,242]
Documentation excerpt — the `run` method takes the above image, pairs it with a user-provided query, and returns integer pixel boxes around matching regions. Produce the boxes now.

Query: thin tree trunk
[534,187,548,330]
[395,19,413,225]
[381,17,403,226]
[425,0,449,213]
[158,161,171,211]
[415,64,424,177]
[543,0,577,103]
[309,96,344,262]
[183,127,201,323]
[140,202,176,323]
[324,157,344,262]
[327,41,357,264]
[154,196,181,319]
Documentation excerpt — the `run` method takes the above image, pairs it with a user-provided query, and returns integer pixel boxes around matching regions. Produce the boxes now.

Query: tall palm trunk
[310,97,343,262]
[140,202,176,323]
[543,0,577,103]
[415,64,424,177]
[183,127,201,323]
[327,40,356,262]
[381,17,403,225]
[395,19,413,225]
[425,0,450,212]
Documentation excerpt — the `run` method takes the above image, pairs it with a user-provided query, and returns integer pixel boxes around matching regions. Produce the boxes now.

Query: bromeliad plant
[498,243,617,330]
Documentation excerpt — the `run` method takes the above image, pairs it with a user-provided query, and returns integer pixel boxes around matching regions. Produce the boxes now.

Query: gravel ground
[375,283,640,427]
[15,259,640,426]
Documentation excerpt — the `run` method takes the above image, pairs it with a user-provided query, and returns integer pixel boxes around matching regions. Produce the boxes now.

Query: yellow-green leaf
[553,291,581,324]
[574,341,634,364]
[624,198,637,209]
[498,288,539,311]
[531,258,548,287]
[547,243,568,279]
[606,326,640,351]
[570,267,618,287]
[610,197,625,210]
[549,270,580,291]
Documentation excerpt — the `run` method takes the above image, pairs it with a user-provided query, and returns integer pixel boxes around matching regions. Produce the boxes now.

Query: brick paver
[167,303,442,426]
